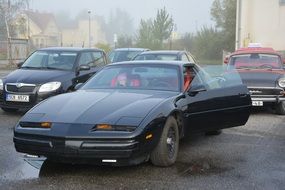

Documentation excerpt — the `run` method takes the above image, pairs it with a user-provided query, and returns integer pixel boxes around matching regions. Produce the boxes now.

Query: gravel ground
[0,108,284,190]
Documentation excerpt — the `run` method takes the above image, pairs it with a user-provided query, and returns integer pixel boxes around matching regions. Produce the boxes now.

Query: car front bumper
[251,97,285,103]
[0,89,60,110]
[13,123,163,166]
[249,86,285,104]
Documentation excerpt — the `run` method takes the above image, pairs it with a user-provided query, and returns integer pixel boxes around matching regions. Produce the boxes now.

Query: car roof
[39,47,103,52]
[109,60,194,67]
[138,50,185,55]
[112,48,149,51]
[231,47,281,56]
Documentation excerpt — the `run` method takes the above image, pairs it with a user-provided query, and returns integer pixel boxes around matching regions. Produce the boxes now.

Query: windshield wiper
[256,64,273,70]
[236,66,253,70]
[21,66,42,69]
[45,67,67,71]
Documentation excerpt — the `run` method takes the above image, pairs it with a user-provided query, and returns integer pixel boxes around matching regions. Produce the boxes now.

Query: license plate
[6,94,29,102]
[252,101,263,106]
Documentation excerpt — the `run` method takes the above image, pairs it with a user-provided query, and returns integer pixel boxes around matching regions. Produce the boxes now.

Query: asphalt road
[0,70,285,190]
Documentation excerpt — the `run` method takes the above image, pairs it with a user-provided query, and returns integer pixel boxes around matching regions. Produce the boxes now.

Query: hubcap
[166,126,176,159]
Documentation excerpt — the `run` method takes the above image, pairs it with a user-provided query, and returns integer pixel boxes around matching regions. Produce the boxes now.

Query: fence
[0,38,29,61]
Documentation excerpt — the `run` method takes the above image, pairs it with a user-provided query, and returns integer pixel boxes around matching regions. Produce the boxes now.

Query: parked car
[0,47,108,112]
[132,50,196,63]
[14,61,251,167]
[225,46,285,114]
[108,48,149,63]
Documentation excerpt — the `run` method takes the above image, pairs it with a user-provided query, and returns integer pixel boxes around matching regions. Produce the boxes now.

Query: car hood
[4,69,74,84]
[22,89,177,125]
[237,69,284,87]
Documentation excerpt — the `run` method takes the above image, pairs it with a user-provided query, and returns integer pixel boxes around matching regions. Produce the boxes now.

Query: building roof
[25,11,58,31]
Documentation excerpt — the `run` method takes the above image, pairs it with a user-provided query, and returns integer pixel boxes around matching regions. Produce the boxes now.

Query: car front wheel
[275,102,285,115]
[150,116,179,167]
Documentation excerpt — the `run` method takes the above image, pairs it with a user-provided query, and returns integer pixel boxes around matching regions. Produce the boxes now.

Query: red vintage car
[225,46,285,114]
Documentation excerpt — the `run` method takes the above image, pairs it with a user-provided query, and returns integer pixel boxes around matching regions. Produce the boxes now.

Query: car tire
[150,116,179,167]
[275,102,285,115]
[1,108,18,113]
[205,130,222,136]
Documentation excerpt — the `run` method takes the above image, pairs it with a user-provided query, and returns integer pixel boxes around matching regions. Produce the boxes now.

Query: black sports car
[14,61,251,167]
[0,47,108,112]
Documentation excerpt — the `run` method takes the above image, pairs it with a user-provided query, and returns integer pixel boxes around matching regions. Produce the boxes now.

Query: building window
[280,0,285,5]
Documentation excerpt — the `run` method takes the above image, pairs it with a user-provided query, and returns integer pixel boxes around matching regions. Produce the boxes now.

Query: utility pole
[236,0,242,50]
[5,0,12,65]
[26,0,30,56]
[88,10,91,48]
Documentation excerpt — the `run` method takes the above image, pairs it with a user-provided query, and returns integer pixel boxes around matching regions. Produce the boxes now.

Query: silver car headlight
[38,82,61,93]
[0,79,3,91]
[278,78,285,88]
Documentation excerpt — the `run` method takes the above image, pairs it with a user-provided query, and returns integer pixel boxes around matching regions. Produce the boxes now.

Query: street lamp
[88,10,91,48]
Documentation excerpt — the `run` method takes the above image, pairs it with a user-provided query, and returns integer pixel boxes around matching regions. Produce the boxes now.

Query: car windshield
[229,53,282,70]
[82,64,180,92]
[109,50,143,63]
[21,51,78,71]
[134,54,178,61]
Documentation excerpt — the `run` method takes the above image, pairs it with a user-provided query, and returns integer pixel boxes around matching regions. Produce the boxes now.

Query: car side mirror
[74,83,84,91]
[78,64,91,72]
[17,62,24,68]
[188,84,207,96]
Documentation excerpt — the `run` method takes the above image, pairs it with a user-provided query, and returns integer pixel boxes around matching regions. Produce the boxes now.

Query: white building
[236,0,285,51]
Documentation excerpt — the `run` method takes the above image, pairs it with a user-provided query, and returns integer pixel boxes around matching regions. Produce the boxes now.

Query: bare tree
[0,0,29,64]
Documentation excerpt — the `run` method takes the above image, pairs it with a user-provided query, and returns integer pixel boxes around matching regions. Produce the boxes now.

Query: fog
[30,0,214,33]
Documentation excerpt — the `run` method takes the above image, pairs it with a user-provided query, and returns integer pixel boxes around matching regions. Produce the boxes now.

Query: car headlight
[0,79,3,91]
[38,82,61,93]
[278,78,285,88]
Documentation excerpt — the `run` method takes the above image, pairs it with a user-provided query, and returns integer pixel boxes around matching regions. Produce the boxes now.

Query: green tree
[136,8,174,50]
[152,7,174,49]
[95,43,112,53]
[193,26,224,61]
[136,19,156,49]
[116,35,133,48]
[211,0,236,51]
[172,33,195,52]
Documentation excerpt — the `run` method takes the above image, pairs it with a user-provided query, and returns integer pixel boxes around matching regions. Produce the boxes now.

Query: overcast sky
[30,0,215,33]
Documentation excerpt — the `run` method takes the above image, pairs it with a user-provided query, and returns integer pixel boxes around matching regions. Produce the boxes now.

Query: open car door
[180,64,251,134]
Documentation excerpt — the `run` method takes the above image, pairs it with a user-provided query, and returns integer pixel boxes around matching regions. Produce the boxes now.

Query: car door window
[185,65,222,91]
[78,52,93,66]
[91,52,106,67]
